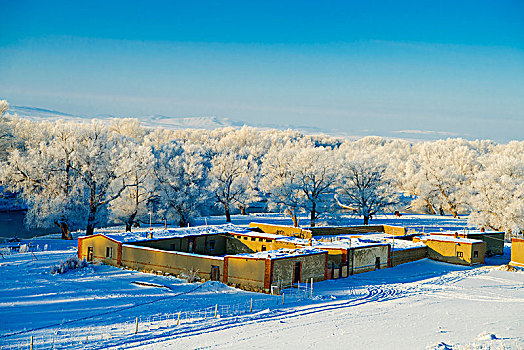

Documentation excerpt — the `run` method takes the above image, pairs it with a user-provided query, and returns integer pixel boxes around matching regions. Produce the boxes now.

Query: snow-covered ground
[1,214,522,350]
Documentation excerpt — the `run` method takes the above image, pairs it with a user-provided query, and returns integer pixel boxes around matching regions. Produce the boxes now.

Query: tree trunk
[179,218,187,227]
[363,215,369,225]
[224,204,231,223]
[424,199,437,215]
[239,206,247,215]
[310,202,316,227]
[126,211,137,232]
[55,221,71,240]
[86,206,97,236]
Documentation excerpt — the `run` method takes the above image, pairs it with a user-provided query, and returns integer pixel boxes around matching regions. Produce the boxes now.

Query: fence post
[214,304,218,318]
[135,317,139,334]
[311,277,314,297]
[85,326,91,344]
[30,335,33,350]
[282,292,285,304]
[250,298,253,313]
[177,311,181,325]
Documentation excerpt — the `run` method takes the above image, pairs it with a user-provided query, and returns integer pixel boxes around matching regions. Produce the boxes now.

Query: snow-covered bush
[50,257,88,274]
[19,244,28,253]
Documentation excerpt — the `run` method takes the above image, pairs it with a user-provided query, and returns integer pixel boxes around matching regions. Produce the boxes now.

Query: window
[456,251,463,258]
[243,237,248,240]
[209,240,215,251]
[251,237,256,241]
[261,245,267,251]
[106,246,113,258]
[258,238,263,242]
[265,239,271,243]
[473,251,479,258]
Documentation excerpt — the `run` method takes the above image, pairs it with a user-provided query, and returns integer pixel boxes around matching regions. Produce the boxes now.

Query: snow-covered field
[1,215,523,349]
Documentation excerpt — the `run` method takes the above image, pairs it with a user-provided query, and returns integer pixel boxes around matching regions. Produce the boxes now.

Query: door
[375,257,381,270]
[211,265,220,281]
[87,247,94,262]
[292,261,301,284]
[188,238,195,253]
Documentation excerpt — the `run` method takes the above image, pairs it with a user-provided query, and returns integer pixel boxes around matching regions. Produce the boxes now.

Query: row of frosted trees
[0,101,523,238]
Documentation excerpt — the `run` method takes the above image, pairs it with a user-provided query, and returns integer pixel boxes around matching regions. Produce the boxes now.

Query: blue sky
[1,0,523,142]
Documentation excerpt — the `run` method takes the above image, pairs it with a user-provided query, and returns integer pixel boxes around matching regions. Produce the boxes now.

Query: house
[415,235,486,266]
[509,238,524,268]
[429,230,505,256]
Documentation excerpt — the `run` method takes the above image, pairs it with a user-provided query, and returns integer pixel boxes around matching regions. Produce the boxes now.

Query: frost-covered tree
[109,142,156,231]
[210,151,251,222]
[261,142,336,227]
[70,121,132,235]
[260,143,303,226]
[153,142,210,227]
[406,139,481,218]
[1,120,85,239]
[337,159,398,225]
[468,141,524,235]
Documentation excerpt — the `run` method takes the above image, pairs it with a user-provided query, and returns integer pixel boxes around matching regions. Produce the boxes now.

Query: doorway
[375,257,381,270]
[87,247,94,262]
[292,261,302,284]
[211,265,220,281]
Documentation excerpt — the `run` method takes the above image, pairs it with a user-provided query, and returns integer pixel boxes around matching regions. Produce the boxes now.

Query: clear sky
[1,0,523,142]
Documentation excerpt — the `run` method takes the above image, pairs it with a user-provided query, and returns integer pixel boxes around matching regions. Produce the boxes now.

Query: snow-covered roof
[420,235,484,244]
[91,223,252,243]
[430,230,504,236]
[234,247,325,259]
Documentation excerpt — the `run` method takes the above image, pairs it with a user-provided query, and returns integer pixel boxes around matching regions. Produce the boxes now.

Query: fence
[0,285,312,350]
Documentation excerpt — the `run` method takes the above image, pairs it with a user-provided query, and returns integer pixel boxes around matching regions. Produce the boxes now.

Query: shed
[417,235,486,266]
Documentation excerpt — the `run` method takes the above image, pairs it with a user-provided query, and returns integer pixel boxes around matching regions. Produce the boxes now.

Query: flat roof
[234,247,325,259]
[430,230,505,236]
[420,235,484,244]
[86,223,253,243]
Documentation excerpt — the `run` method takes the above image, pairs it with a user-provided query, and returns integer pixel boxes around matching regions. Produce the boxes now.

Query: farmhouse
[509,238,524,268]
[78,223,409,293]
[77,225,330,293]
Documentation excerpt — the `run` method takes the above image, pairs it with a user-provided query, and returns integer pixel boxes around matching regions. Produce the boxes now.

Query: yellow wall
[425,240,486,265]
[121,245,224,281]
[132,234,228,256]
[226,257,266,290]
[510,238,524,267]
[249,223,312,239]
[383,225,407,236]
[78,235,120,266]
[229,234,298,253]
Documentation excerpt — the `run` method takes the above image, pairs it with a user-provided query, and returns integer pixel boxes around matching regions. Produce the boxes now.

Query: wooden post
[311,277,314,297]
[164,219,167,230]
[30,335,33,350]
[86,326,91,344]
[282,292,285,304]
[214,304,218,318]
[135,317,139,334]
[250,298,253,313]
[177,311,181,325]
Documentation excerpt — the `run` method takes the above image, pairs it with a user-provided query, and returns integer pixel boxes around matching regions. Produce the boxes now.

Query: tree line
[0,101,522,238]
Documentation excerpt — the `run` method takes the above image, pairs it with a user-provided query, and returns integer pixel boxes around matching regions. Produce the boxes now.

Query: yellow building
[417,235,486,266]
[430,230,505,256]
[78,226,329,293]
[509,238,524,268]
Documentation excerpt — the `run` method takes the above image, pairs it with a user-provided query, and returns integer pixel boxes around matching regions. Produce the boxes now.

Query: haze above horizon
[1,1,523,142]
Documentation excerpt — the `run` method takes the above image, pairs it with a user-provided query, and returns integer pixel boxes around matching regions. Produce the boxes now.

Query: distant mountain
[7,105,339,136]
